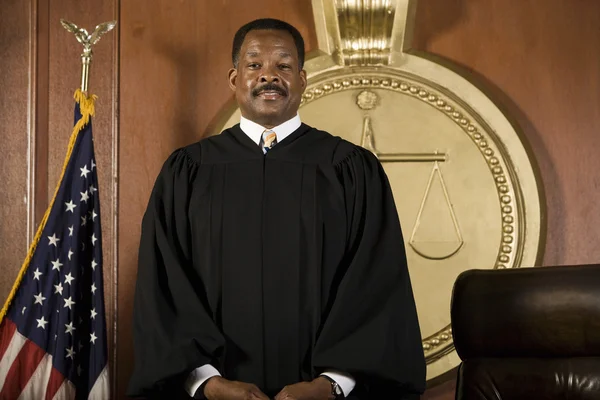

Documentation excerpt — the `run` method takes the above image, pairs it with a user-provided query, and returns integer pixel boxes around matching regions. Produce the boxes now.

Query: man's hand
[204,376,270,400]
[274,377,334,400]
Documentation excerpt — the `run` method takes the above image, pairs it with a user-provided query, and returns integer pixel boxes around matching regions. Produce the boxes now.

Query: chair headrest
[451,264,600,359]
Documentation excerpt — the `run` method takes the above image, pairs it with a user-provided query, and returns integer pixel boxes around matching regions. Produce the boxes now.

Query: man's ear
[228,68,238,92]
[299,69,307,93]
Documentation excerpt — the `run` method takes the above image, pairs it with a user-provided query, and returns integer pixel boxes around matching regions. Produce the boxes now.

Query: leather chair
[451,264,600,400]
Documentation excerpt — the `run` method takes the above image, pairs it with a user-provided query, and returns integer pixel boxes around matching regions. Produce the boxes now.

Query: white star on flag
[48,233,60,247]
[34,292,46,305]
[54,283,64,295]
[91,233,97,246]
[89,184,97,194]
[65,322,76,335]
[90,332,97,344]
[51,258,63,271]
[80,164,90,178]
[65,200,76,213]
[80,190,90,203]
[91,259,97,270]
[90,308,97,320]
[36,316,48,329]
[63,296,75,309]
[81,215,87,226]
[66,346,76,360]
[91,283,97,294]
[68,225,74,236]
[91,210,98,221]
[64,273,75,285]
[91,159,96,170]
[33,268,42,280]
[68,248,74,260]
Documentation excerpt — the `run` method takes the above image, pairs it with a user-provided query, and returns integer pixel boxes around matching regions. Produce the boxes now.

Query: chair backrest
[451,264,600,400]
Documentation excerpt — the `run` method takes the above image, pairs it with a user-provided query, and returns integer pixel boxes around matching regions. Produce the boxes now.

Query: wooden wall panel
[412,1,600,398]
[0,1,32,311]
[117,2,316,397]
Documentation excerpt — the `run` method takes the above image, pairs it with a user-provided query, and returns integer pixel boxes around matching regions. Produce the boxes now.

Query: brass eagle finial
[60,19,117,92]
[60,19,116,57]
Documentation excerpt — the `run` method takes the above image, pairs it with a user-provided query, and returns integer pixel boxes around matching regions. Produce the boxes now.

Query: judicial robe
[127,124,426,399]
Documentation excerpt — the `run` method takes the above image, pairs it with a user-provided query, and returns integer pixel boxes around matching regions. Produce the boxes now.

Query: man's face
[229,29,307,128]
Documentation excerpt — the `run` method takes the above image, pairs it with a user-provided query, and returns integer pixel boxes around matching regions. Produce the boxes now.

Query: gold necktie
[262,130,277,152]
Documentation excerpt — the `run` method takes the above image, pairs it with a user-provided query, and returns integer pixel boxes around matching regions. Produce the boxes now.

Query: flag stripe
[0,319,17,361]
[45,366,66,400]
[0,338,45,399]
[0,322,27,392]
[18,353,54,400]
[88,365,109,400]
[52,378,76,400]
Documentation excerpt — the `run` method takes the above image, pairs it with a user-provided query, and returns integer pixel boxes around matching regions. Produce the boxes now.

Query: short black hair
[232,18,305,69]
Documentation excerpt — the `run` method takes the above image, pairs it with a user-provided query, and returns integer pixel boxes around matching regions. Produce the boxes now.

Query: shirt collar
[239,114,302,145]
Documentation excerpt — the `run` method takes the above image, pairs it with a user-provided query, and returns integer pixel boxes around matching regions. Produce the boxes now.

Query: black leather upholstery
[452,265,600,400]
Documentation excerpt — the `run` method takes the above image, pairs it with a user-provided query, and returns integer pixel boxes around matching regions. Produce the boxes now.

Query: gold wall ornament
[60,19,117,92]
[215,0,545,381]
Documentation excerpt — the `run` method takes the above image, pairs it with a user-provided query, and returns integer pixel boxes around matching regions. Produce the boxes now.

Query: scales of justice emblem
[354,89,462,261]
[216,0,544,381]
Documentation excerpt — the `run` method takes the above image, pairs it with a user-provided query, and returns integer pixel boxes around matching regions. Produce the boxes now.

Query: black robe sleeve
[127,150,225,398]
[312,147,426,397]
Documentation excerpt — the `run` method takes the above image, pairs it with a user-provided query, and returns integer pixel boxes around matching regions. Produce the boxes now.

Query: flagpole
[60,19,117,92]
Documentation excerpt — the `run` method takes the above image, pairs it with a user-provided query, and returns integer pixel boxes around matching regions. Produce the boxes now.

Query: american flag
[0,92,109,399]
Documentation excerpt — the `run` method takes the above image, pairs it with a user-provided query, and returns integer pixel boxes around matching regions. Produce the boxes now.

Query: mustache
[252,83,287,97]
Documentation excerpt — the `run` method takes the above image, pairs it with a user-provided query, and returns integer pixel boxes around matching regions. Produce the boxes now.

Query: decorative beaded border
[300,74,520,359]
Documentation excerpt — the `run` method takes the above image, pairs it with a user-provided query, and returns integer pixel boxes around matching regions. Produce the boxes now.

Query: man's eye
[279,64,291,70]
[248,63,260,69]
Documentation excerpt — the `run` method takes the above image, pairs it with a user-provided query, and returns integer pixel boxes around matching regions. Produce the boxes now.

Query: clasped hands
[203,375,335,400]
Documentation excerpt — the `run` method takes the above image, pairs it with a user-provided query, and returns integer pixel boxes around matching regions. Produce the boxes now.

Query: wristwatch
[320,375,344,399]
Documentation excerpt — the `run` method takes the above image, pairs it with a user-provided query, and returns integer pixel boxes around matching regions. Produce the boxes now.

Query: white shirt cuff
[184,364,221,397]
[321,370,356,396]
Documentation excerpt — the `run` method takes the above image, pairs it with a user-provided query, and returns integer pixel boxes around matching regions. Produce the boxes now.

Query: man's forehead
[244,49,294,59]
[242,30,296,50]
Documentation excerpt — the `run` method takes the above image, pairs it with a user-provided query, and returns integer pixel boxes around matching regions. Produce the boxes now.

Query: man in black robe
[128,18,426,400]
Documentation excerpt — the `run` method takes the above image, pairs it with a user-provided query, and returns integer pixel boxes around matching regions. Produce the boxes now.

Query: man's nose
[260,66,280,83]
